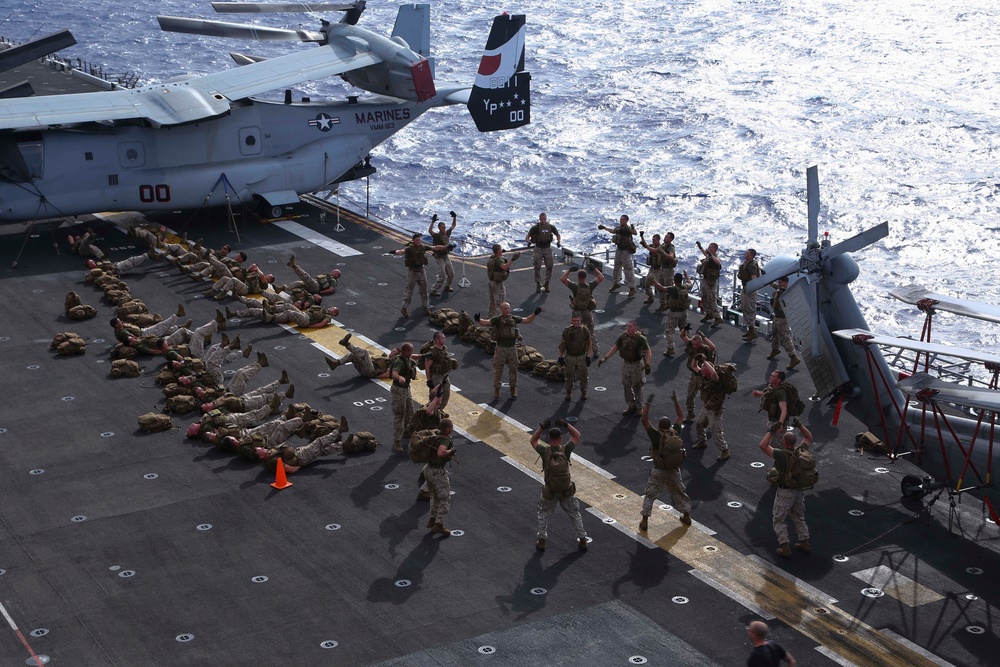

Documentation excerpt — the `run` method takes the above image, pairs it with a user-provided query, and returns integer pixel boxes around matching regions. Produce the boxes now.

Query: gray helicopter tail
[467,13,530,132]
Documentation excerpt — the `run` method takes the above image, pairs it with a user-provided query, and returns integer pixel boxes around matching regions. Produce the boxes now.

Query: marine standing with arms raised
[560,266,604,357]
[525,212,561,293]
[738,248,762,341]
[696,241,723,327]
[558,314,592,401]
[639,231,668,306]
[759,420,814,558]
[599,214,638,297]
[530,418,588,552]
[639,392,692,531]
[598,320,652,415]
[692,359,732,461]
[486,244,521,318]
[681,328,716,421]
[476,303,541,400]
[650,271,693,357]
[429,211,458,296]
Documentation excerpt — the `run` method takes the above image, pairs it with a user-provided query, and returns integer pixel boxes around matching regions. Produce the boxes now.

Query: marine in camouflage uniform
[598,320,651,415]
[525,212,561,293]
[767,277,801,369]
[692,360,731,460]
[283,255,340,295]
[422,331,454,408]
[530,419,588,551]
[758,422,814,557]
[738,248,762,341]
[393,233,451,318]
[325,333,397,378]
[558,315,592,401]
[560,266,604,357]
[598,215,637,296]
[429,212,457,295]
[650,271,693,356]
[424,419,457,536]
[257,427,348,473]
[477,302,541,400]
[486,244,520,318]
[680,329,716,420]
[639,232,669,306]
[389,343,418,452]
[68,228,105,259]
[696,241,723,326]
[639,393,692,530]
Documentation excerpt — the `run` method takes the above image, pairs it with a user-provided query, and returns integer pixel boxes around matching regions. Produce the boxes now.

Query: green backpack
[408,429,442,464]
[652,428,685,470]
[543,446,573,497]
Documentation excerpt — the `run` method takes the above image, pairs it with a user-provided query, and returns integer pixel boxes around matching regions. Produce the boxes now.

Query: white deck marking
[273,220,362,257]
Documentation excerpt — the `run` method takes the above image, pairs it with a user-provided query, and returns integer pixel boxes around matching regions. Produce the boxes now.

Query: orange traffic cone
[270,461,293,490]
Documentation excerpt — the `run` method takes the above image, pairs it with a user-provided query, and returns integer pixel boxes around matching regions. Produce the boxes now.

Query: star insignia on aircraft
[308,113,341,132]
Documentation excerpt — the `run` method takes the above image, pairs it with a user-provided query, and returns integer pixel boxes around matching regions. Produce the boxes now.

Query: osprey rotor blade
[157,16,325,43]
[212,2,359,13]
[807,164,819,246]
[745,257,800,293]
[824,221,889,260]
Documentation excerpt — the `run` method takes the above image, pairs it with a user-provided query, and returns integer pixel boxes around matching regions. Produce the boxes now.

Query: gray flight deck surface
[1,207,998,667]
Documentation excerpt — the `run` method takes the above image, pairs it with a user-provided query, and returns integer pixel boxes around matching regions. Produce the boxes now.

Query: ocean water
[3,0,999,349]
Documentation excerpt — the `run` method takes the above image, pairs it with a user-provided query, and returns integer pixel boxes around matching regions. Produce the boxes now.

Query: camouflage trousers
[685,372,700,414]
[204,345,242,386]
[532,247,554,285]
[291,264,321,293]
[641,467,691,515]
[741,288,758,329]
[621,360,645,409]
[644,266,669,305]
[695,406,729,451]
[187,319,220,360]
[771,317,797,357]
[247,416,302,447]
[701,277,721,318]
[564,354,588,395]
[426,466,452,525]
[537,493,587,539]
[130,226,161,250]
[493,346,519,393]
[428,370,451,408]
[402,269,429,310]
[242,379,281,400]
[487,280,506,318]
[293,431,343,466]
[334,342,376,377]
[613,249,635,288]
[211,276,249,298]
[228,361,263,395]
[572,308,600,356]
[391,384,413,446]
[113,253,149,275]
[224,403,273,429]
[773,487,809,544]
[431,255,454,292]
[663,310,688,354]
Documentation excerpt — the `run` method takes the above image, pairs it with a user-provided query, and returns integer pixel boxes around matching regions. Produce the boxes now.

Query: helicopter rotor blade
[157,16,326,43]
[745,257,800,293]
[212,2,358,13]
[824,221,889,260]
[807,165,819,245]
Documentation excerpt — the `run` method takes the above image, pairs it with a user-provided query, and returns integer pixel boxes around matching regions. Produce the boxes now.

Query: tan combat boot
[776,543,792,558]
[794,539,812,554]
[680,512,692,525]
[639,516,648,532]
[431,523,451,537]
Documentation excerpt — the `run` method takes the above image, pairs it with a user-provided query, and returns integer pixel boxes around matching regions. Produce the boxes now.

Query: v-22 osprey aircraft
[0,2,530,223]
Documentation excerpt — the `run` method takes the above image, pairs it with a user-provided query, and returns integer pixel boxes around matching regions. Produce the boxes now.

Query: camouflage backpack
[110,359,141,378]
[652,428,685,470]
[542,445,574,497]
[761,381,805,419]
[768,445,818,490]
[715,363,739,394]
[138,412,173,433]
[408,429,442,464]
[164,394,200,414]
[343,431,379,453]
